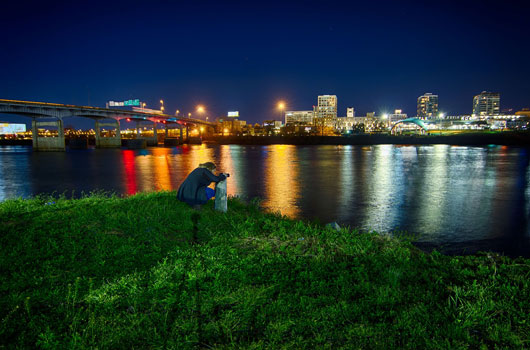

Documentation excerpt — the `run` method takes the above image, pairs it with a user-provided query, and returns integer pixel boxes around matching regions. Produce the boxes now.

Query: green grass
[1,192,529,349]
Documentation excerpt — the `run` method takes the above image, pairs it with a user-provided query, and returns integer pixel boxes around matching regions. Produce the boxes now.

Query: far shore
[2,131,529,147]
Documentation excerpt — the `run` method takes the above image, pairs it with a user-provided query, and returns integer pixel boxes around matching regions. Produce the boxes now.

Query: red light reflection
[122,150,137,195]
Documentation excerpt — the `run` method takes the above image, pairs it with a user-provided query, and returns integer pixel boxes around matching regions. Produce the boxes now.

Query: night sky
[1,0,529,128]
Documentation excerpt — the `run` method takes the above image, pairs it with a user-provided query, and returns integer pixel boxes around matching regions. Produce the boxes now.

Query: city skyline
[1,0,529,128]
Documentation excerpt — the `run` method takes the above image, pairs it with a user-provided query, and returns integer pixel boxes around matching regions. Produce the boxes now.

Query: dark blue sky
[1,0,529,127]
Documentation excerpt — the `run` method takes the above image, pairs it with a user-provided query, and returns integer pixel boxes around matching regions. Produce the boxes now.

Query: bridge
[0,99,217,151]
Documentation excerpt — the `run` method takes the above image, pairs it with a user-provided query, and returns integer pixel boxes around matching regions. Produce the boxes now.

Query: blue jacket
[177,168,226,205]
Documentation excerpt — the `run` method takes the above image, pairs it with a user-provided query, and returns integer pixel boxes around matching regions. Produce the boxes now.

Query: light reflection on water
[262,145,300,217]
[1,144,529,256]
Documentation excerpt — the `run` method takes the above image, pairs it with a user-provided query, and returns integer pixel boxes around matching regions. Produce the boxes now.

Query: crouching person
[177,162,227,209]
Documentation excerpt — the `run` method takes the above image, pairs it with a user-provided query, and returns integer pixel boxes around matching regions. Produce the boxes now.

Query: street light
[160,100,164,113]
[175,109,180,116]
[142,102,146,112]
[277,101,286,122]
[196,105,206,121]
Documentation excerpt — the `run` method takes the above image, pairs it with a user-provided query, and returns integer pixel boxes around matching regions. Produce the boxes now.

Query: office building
[388,109,408,123]
[316,95,337,119]
[285,110,314,125]
[347,107,355,118]
[473,91,500,116]
[417,93,439,119]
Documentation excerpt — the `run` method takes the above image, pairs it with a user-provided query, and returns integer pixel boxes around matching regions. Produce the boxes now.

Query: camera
[224,173,230,177]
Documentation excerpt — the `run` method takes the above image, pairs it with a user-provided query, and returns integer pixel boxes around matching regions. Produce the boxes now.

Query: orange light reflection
[219,145,239,196]
[151,148,172,191]
[262,145,300,217]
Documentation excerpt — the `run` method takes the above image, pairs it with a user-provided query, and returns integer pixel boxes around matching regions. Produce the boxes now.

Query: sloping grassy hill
[1,192,528,349]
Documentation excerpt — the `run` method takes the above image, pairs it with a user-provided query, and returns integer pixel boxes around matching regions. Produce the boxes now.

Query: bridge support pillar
[95,119,121,148]
[179,125,183,144]
[186,125,190,142]
[150,125,157,146]
[136,121,142,137]
[32,118,65,151]
[135,120,158,146]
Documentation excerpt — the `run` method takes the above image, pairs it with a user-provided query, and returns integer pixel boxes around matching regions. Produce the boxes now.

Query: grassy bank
[1,192,529,349]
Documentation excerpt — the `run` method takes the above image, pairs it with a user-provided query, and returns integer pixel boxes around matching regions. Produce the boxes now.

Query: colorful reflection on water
[1,144,529,256]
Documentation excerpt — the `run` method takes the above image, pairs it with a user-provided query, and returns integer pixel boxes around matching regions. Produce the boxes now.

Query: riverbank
[1,192,528,348]
[3,131,530,147]
[213,131,530,146]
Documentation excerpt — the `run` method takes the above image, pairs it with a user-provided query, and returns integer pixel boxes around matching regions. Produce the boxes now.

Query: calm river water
[1,144,529,257]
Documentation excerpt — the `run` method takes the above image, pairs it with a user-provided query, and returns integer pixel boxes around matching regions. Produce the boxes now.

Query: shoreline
[2,131,530,147]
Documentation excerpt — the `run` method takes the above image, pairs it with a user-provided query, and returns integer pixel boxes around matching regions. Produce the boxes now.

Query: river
[1,144,529,257]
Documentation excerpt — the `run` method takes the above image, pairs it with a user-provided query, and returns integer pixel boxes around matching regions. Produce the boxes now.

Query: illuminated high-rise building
[347,107,355,118]
[472,91,500,116]
[316,95,337,119]
[417,93,438,119]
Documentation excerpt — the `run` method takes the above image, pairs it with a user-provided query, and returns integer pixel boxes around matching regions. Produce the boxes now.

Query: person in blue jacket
[177,162,226,206]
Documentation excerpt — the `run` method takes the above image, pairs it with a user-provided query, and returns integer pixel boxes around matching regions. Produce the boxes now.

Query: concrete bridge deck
[0,99,216,150]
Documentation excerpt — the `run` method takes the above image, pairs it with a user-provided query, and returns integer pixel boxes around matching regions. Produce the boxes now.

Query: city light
[277,101,286,122]
[196,105,205,113]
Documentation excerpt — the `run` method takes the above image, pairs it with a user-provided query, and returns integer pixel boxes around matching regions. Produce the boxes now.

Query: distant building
[218,119,247,135]
[366,112,375,118]
[473,91,500,116]
[316,95,337,119]
[347,107,355,118]
[388,109,408,124]
[263,120,282,134]
[336,117,356,132]
[417,93,439,119]
[285,110,314,125]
